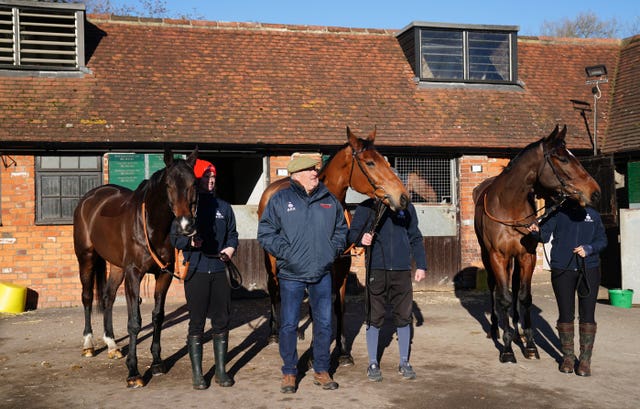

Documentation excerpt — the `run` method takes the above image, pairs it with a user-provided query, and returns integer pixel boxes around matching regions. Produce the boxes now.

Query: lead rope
[364,199,387,325]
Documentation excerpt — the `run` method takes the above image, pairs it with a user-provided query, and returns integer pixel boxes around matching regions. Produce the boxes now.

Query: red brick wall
[458,155,510,270]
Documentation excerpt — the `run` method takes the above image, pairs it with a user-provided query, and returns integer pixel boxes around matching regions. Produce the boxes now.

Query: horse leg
[265,253,280,344]
[481,249,499,340]
[334,258,354,367]
[102,266,124,359]
[490,255,516,363]
[149,271,172,376]
[124,267,144,388]
[518,255,539,359]
[79,251,98,357]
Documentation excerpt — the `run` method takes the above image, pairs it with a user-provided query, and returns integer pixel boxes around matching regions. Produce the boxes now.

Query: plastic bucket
[608,289,634,309]
[0,282,27,313]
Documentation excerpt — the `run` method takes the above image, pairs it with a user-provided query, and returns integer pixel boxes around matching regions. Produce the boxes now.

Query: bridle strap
[349,146,387,199]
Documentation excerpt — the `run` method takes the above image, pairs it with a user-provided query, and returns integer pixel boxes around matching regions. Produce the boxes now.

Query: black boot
[556,322,575,373]
[187,335,208,389]
[213,332,234,387]
[577,323,597,376]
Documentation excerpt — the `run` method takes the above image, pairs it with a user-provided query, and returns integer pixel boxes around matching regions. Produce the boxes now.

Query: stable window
[0,1,86,71]
[35,156,101,224]
[394,157,456,204]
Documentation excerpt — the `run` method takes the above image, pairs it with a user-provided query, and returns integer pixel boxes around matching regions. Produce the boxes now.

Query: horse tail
[95,258,107,313]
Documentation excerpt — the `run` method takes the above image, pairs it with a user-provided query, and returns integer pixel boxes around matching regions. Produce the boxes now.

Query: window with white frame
[0,1,86,71]
[36,156,101,224]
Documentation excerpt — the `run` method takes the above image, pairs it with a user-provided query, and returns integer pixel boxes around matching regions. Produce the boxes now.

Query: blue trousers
[279,273,333,375]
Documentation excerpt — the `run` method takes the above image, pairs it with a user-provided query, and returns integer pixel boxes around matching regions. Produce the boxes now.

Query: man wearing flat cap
[258,155,347,393]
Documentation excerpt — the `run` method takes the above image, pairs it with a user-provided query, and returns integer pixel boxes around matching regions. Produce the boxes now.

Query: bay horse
[473,125,600,363]
[257,126,410,366]
[74,149,198,387]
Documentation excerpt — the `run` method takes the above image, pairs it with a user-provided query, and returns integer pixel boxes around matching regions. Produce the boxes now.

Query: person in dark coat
[528,200,607,376]
[348,198,426,382]
[257,155,347,394]
[171,159,238,389]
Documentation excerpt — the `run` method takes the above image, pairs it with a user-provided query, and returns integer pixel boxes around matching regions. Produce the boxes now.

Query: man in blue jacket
[528,200,607,376]
[348,197,426,382]
[257,155,347,393]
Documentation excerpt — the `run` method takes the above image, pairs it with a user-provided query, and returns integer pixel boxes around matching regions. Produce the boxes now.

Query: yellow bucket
[0,282,27,313]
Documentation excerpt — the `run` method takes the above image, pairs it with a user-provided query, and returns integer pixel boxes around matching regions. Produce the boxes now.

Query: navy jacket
[535,204,607,270]
[171,192,238,280]
[348,199,427,271]
[257,179,347,283]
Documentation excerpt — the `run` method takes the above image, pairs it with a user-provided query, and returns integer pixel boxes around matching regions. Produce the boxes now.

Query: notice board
[107,153,168,190]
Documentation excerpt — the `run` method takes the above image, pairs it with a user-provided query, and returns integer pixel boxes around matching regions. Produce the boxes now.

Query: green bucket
[609,289,634,308]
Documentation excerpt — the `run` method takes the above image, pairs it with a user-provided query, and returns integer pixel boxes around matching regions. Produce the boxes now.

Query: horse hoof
[81,348,95,358]
[268,335,279,345]
[126,377,145,388]
[338,355,354,367]
[500,352,517,363]
[151,363,166,376]
[108,349,123,359]
[525,347,540,360]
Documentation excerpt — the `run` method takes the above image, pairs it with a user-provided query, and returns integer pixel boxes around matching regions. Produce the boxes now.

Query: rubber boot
[577,323,597,377]
[187,335,208,389]
[213,332,234,387]
[556,322,575,373]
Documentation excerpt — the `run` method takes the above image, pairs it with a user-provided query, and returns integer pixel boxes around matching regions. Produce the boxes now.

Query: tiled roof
[604,35,640,154]
[0,15,624,153]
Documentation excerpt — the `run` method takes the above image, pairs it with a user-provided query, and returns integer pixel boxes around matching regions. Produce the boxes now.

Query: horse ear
[186,147,198,168]
[347,126,364,151]
[163,149,174,167]
[368,125,377,143]
[558,125,567,141]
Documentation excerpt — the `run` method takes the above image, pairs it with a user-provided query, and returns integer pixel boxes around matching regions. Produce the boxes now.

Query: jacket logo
[320,203,332,209]
[287,202,296,212]
[215,210,224,219]
[585,214,593,222]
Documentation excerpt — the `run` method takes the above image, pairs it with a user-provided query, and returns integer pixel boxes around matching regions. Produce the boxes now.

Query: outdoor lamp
[585,64,608,156]
[585,64,607,78]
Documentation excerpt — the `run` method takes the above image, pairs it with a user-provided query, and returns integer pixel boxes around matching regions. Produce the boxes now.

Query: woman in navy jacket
[529,200,607,376]
[171,159,238,389]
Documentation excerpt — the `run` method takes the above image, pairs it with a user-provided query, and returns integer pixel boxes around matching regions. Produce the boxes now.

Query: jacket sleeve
[407,204,427,270]
[584,210,608,256]
[536,210,558,244]
[224,204,239,250]
[347,203,372,246]
[257,198,290,260]
[331,201,348,257]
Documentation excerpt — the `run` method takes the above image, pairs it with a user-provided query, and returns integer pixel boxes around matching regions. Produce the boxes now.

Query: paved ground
[1,272,638,409]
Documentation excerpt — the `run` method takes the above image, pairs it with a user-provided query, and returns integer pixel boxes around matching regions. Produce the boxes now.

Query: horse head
[538,125,601,207]
[163,148,198,236]
[321,126,409,211]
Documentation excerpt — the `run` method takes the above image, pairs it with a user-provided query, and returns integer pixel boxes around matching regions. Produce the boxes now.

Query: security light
[585,65,607,78]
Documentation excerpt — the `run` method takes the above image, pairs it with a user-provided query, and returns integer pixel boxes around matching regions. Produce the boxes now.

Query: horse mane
[503,138,544,172]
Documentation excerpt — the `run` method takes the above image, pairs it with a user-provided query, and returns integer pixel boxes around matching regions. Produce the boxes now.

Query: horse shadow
[453,285,561,364]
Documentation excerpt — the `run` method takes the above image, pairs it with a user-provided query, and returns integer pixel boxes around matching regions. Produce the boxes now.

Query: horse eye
[366,160,375,167]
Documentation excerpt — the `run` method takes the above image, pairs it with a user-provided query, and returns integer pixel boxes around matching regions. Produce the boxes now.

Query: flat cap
[287,156,319,174]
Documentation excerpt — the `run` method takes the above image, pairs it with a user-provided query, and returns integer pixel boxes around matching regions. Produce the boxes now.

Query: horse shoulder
[258,178,291,217]
[472,176,496,204]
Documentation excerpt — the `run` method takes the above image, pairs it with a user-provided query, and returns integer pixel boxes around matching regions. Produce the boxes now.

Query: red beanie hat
[194,159,216,178]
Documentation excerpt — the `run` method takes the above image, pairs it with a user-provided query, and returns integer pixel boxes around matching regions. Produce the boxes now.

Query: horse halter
[348,146,388,200]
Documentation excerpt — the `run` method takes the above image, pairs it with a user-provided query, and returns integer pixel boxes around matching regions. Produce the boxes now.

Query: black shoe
[398,362,416,380]
[367,363,383,382]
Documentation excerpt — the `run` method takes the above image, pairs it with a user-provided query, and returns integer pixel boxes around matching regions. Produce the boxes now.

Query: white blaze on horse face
[178,216,192,233]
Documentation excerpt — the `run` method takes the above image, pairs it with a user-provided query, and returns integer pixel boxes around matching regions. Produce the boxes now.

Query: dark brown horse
[257,126,410,366]
[473,125,601,363]
[74,149,198,387]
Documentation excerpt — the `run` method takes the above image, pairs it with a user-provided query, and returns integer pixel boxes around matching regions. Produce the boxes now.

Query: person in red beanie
[171,159,238,389]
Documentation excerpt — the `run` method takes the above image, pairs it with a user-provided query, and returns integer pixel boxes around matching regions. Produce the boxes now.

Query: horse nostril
[400,193,409,210]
